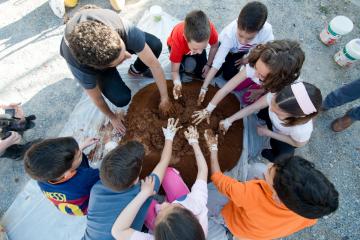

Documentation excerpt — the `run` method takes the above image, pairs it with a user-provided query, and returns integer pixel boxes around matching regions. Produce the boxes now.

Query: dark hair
[273,156,339,219]
[100,141,144,191]
[184,10,210,43]
[248,40,305,92]
[154,206,205,240]
[238,1,268,32]
[24,137,79,182]
[275,82,322,126]
[67,20,121,66]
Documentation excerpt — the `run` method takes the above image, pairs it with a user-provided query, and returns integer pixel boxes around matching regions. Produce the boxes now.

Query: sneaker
[331,114,354,132]
[128,64,153,78]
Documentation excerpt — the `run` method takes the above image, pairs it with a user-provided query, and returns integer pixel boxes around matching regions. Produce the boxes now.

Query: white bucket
[334,39,360,67]
[149,5,163,22]
[319,16,353,46]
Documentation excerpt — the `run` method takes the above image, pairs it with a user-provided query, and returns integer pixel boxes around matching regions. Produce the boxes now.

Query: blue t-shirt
[37,154,99,216]
[83,173,160,240]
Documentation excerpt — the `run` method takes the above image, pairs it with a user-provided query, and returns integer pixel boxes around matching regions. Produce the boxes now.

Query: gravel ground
[0,0,359,239]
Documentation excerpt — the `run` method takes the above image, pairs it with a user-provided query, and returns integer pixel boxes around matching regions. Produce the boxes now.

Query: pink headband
[291,82,317,115]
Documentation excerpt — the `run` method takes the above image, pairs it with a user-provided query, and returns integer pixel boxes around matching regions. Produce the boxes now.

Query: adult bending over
[61,6,171,134]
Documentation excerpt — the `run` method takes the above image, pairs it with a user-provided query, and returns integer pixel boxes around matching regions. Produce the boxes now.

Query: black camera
[0,114,39,160]
[0,115,36,140]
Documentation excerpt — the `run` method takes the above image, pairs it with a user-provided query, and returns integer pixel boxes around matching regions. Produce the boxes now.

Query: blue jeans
[323,78,360,121]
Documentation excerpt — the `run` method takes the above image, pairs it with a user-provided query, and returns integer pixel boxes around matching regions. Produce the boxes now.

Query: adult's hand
[159,98,174,117]
[110,114,126,135]
[2,132,21,146]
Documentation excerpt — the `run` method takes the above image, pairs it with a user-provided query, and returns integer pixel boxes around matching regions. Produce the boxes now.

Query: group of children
[20,1,340,240]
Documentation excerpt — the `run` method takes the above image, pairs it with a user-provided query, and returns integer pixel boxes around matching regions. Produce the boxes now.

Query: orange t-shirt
[211,172,317,240]
[167,21,218,63]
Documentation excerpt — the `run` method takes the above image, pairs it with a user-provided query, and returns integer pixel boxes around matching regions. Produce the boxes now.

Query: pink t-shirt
[129,179,208,240]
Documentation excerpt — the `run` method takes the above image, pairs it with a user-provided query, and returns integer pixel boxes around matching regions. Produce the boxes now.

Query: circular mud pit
[122,81,243,187]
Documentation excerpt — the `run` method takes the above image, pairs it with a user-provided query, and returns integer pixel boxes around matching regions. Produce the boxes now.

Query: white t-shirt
[244,64,261,85]
[129,179,209,240]
[266,93,313,143]
[212,20,274,70]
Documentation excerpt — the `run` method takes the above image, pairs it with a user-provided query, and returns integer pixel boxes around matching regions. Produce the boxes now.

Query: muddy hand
[197,88,207,106]
[110,114,126,135]
[219,118,232,135]
[159,98,174,116]
[162,118,182,141]
[173,79,182,100]
[192,109,210,125]
[184,125,199,145]
[204,129,218,151]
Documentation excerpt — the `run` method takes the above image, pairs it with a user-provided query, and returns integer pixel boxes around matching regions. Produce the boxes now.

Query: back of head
[24,137,79,182]
[100,141,144,191]
[248,39,305,92]
[238,1,268,32]
[184,10,210,43]
[275,82,322,126]
[273,156,339,219]
[154,206,205,240]
[67,20,121,66]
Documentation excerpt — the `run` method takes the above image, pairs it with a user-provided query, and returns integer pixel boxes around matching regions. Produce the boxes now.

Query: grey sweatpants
[323,78,360,121]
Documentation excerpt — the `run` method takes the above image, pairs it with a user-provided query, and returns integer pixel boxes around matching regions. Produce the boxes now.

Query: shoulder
[256,21,274,42]
[172,22,185,36]
[89,180,106,195]
[220,19,237,37]
[291,120,313,141]
[262,22,273,32]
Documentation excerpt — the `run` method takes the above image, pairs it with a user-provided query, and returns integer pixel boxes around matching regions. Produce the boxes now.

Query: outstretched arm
[151,118,182,183]
[219,94,269,135]
[192,68,247,125]
[0,132,21,155]
[184,126,208,181]
[257,126,308,147]
[204,129,221,174]
[210,68,247,106]
[138,44,171,113]
[111,176,156,240]
[85,87,126,134]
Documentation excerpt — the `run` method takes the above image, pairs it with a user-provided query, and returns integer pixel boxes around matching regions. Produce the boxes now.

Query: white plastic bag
[49,0,65,18]
[137,5,180,47]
